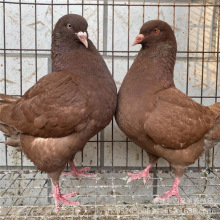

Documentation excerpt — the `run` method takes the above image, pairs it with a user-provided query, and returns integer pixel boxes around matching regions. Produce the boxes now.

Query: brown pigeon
[0,14,117,211]
[116,20,220,202]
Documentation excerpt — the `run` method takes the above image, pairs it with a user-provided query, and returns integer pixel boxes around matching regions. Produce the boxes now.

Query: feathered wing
[144,87,215,150]
[0,71,90,138]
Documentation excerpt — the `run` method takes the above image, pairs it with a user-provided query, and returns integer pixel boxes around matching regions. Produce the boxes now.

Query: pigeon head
[132,20,176,49]
[53,14,89,48]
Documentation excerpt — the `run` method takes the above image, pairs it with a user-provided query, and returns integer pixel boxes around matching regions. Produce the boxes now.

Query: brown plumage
[0,14,117,211]
[116,20,220,202]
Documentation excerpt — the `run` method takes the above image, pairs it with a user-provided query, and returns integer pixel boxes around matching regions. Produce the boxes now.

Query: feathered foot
[154,177,182,202]
[50,183,79,212]
[63,162,96,178]
[127,164,153,184]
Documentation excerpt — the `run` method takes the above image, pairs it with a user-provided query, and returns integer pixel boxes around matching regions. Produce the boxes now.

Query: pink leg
[154,177,182,202]
[63,162,96,178]
[50,183,79,212]
[127,164,153,184]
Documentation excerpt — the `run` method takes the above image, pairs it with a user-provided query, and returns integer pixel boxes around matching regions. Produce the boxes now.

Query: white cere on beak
[76,31,87,37]
[76,31,88,48]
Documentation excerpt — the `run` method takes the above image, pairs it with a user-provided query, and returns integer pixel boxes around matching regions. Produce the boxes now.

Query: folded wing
[144,87,215,149]
[0,71,90,138]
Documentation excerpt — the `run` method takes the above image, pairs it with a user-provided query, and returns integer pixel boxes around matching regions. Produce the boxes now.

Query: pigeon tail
[209,102,220,119]
[0,94,21,148]
[0,93,19,102]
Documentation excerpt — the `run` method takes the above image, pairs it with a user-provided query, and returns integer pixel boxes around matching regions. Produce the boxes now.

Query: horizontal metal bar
[0,49,219,54]
[0,166,219,173]
[0,1,219,7]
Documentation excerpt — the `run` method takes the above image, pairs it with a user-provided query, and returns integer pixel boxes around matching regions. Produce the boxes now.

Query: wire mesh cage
[0,0,220,219]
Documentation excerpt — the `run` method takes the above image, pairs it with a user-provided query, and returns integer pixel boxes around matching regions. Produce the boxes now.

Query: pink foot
[50,183,80,212]
[154,178,182,202]
[63,162,96,178]
[127,165,152,184]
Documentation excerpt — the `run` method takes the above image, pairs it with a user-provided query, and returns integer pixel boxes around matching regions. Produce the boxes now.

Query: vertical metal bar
[157,0,161,170]
[170,0,176,172]
[51,0,53,73]
[200,0,206,105]
[82,0,84,16]
[103,0,108,55]
[157,0,160,20]
[211,0,219,54]
[186,0,191,96]
[152,173,158,198]
[126,0,130,168]
[173,0,176,29]
[97,0,100,51]
[141,0,145,169]
[212,146,215,170]
[214,2,220,104]
[19,0,23,169]
[97,0,100,168]
[100,0,108,167]
[51,0,53,32]
[47,54,53,203]
[81,0,84,166]
[19,1,22,96]
[47,177,52,204]
[35,0,38,83]
[101,0,110,168]
[3,1,8,170]
[67,0,69,14]
[47,0,54,202]
[111,0,115,168]
[3,2,6,95]
[201,0,207,169]
[99,0,108,168]
[213,1,220,169]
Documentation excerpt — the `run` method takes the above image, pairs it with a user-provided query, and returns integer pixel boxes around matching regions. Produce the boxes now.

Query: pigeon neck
[139,42,176,89]
[51,42,85,72]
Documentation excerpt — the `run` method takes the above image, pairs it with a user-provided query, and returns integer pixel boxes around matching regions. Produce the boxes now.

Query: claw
[51,183,79,212]
[127,165,152,184]
[63,162,97,178]
[153,177,182,203]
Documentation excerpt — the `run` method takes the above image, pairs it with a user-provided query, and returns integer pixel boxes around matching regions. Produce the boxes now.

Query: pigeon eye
[67,23,72,29]
[152,28,160,34]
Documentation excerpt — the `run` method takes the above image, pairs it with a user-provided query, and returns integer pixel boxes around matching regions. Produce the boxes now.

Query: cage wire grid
[0,0,220,219]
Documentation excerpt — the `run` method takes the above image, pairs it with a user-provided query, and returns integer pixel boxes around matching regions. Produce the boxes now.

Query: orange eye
[67,23,72,29]
[152,28,160,33]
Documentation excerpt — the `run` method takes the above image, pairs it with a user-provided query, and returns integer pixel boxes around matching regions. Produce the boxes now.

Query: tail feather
[5,137,21,148]
[0,94,21,149]
[0,124,21,148]
[209,102,220,118]
[0,124,18,137]
[0,93,19,120]
[0,93,19,102]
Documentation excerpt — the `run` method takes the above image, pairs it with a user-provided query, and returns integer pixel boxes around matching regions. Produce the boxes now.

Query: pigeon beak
[132,34,145,46]
[76,31,88,48]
